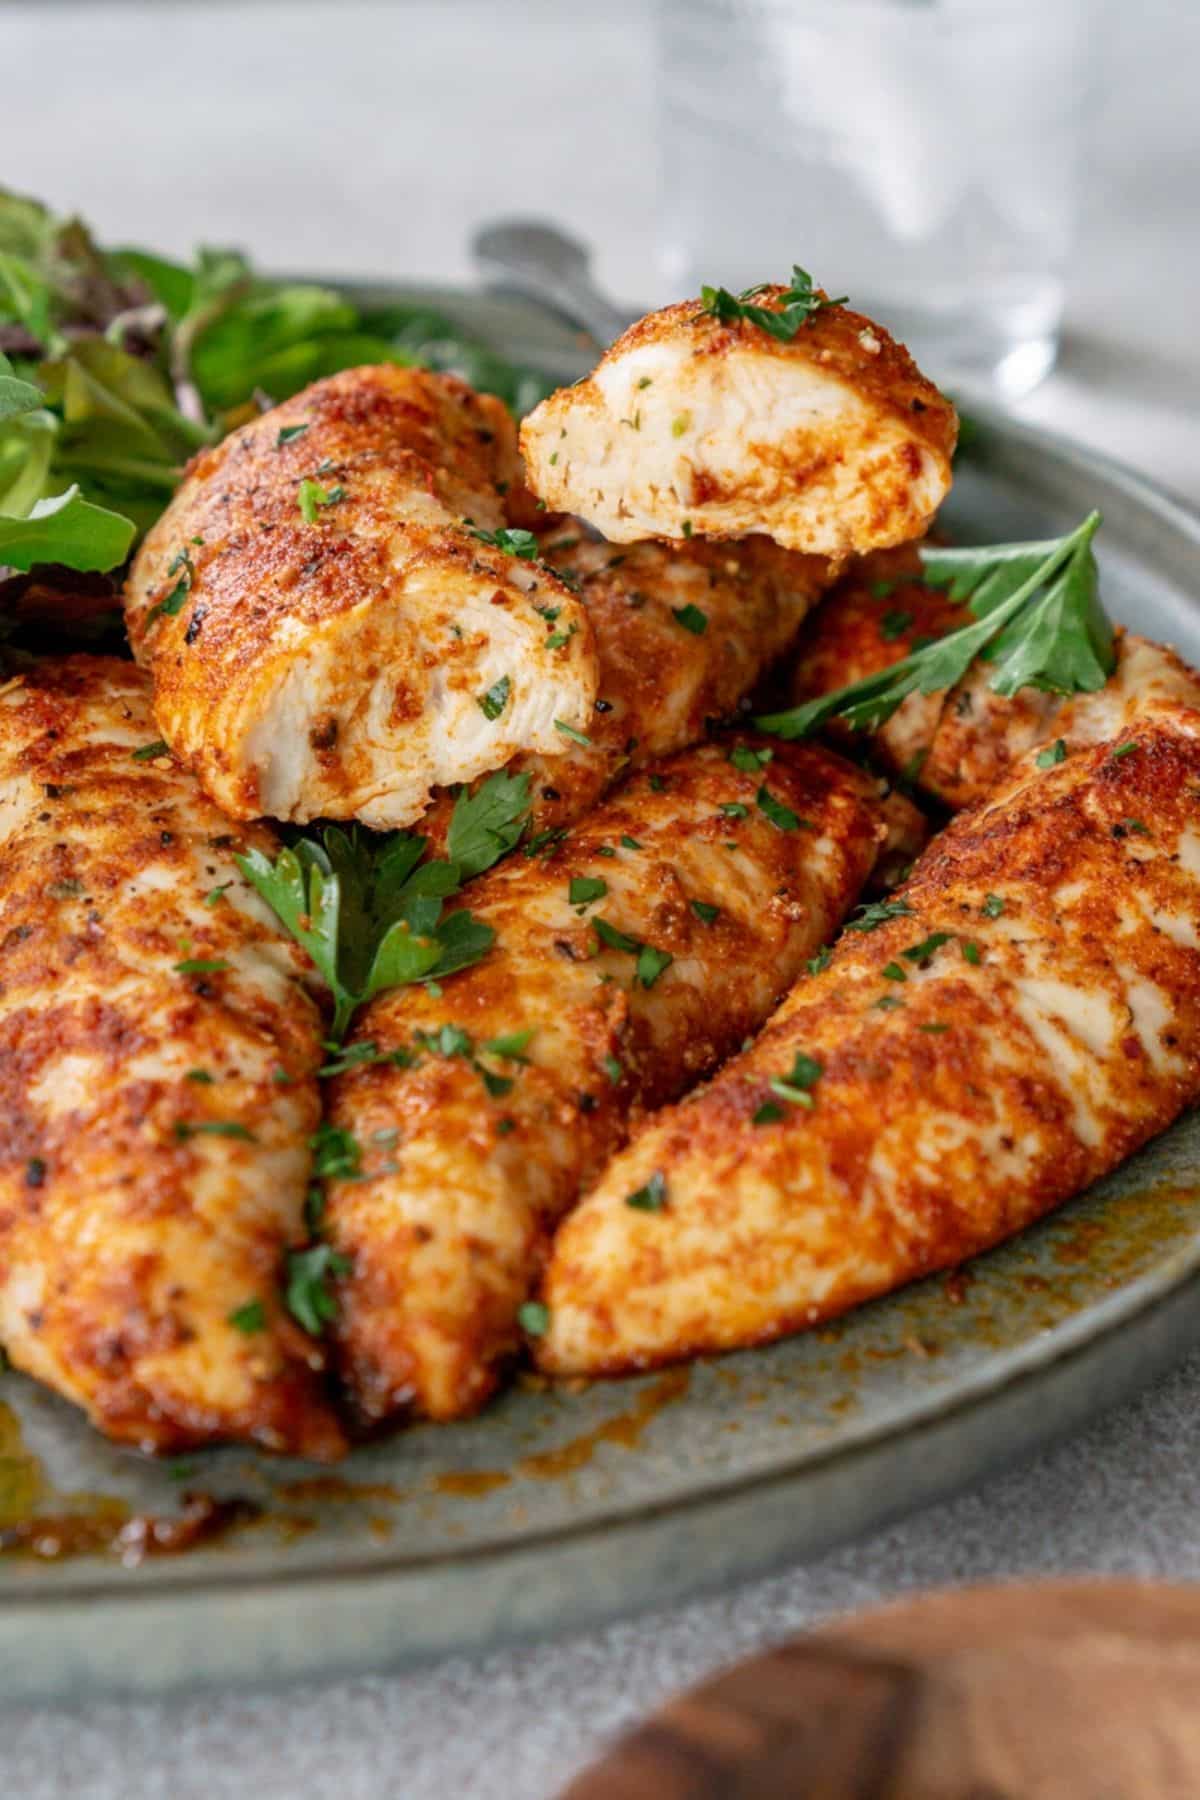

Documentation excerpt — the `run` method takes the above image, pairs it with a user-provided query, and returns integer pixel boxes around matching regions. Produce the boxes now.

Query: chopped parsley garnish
[636,944,673,988]
[318,1039,412,1077]
[698,264,846,340]
[882,962,907,982]
[1111,740,1138,760]
[310,1120,363,1182]
[671,413,691,437]
[620,834,643,850]
[902,932,952,966]
[545,623,577,650]
[203,883,232,907]
[626,1171,667,1212]
[518,1300,550,1336]
[672,603,708,635]
[875,994,905,1011]
[753,1101,785,1126]
[846,897,915,934]
[131,739,170,762]
[569,875,608,906]
[806,945,832,976]
[1037,738,1068,768]
[185,1068,214,1084]
[276,422,309,446]
[691,899,720,925]
[982,893,1005,918]
[554,718,592,747]
[298,476,345,523]
[649,774,667,792]
[756,515,1110,741]
[174,956,231,975]
[880,609,914,641]
[285,1244,352,1336]
[961,939,983,965]
[145,548,195,625]
[228,1298,266,1333]
[602,1053,623,1085]
[174,1120,256,1142]
[477,674,512,721]
[720,801,749,819]
[593,917,641,955]
[465,523,539,559]
[768,1051,822,1108]
[483,1029,534,1061]
[919,1022,950,1034]
[730,745,773,773]
[756,785,800,831]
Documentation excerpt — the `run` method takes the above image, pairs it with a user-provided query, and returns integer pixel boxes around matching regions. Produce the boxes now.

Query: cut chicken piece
[520,291,956,557]
[125,365,596,828]
[537,667,1200,1377]
[0,655,344,1457]
[788,551,1200,811]
[324,735,887,1424]
[420,527,836,850]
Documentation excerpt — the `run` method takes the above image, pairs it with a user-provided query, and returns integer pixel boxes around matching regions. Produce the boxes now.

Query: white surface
[1,3,1198,1795]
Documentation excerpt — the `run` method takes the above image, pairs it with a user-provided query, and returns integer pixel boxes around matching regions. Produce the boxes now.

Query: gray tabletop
[3,2,1199,1794]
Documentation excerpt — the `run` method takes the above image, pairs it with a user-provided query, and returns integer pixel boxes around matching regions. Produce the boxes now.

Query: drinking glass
[656,0,1096,398]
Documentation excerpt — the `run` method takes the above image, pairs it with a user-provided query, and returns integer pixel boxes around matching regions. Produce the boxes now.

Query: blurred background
[5,0,1198,472]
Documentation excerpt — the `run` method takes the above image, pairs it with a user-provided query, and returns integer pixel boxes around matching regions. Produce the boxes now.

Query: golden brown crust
[420,528,836,851]
[124,365,596,827]
[521,294,956,556]
[538,689,1200,1377]
[0,655,344,1457]
[325,735,886,1424]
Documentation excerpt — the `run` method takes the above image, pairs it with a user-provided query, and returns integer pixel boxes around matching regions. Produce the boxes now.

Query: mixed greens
[0,188,553,577]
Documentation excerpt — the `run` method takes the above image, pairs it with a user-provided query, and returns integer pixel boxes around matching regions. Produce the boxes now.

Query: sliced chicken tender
[0,656,344,1457]
[125,365,596,828]
[520,294,956,557]
[325,736,887,1424]
[789,551,1200,811]
[421,528,836,849]
[538,684,1200,1378]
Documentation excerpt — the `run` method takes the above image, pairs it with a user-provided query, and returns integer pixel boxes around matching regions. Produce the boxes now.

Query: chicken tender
[0,655,344,1457]
[421,528,836,849]
[520,292,956,557]
[537,672,1200,1377]
[324,736,887,1423]
[125,365,596,828]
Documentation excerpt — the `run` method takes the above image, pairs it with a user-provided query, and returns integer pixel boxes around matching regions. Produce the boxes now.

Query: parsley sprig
[238,774,530,1039]
[756,514,1110,741]
[698,265,847,342]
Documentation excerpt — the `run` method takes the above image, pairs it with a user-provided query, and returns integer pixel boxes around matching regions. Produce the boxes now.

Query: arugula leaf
[446,769,532,878]
[698,265,847,341]
[756,514,1108,742]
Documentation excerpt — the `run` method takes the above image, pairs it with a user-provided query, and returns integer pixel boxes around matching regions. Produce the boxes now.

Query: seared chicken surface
[538,670,1200,1376]
[125,365,596,829]
[421,528,836,849]
[790,551,1200,811]
[325,736,887,1423]
[0,656,344,1457]
[520,295,956,557]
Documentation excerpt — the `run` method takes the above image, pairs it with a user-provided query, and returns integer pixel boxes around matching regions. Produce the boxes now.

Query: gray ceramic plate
[3,286,1200,1703]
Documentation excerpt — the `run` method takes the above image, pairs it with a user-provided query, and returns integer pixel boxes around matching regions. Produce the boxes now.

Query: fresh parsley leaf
[465,523,539,559]
[768,1051,823,1108]
[729,745,773,773]
[806,945,832,976]
[756,785,800,831]
[756,515,1110,742]
[447,769,532,878]
[481,1029,534,1061]
[753,1101,785,1125]
[593,917,641,955]
[845,898,915,934]
[671,603,708,635]
[569,875,608,906]
[285,1243,352,1336]
[298,476,344,523]
[882,962,907,982]
[477,674,511,721]
[901,932,952,966]
[626,1171,667,1212]
[636,944,673,988]
[961,938,983,965]
[698,264,846,341]
[228,1298,266,1333]
[518,1300,550,1336]
[620,834,642,850]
